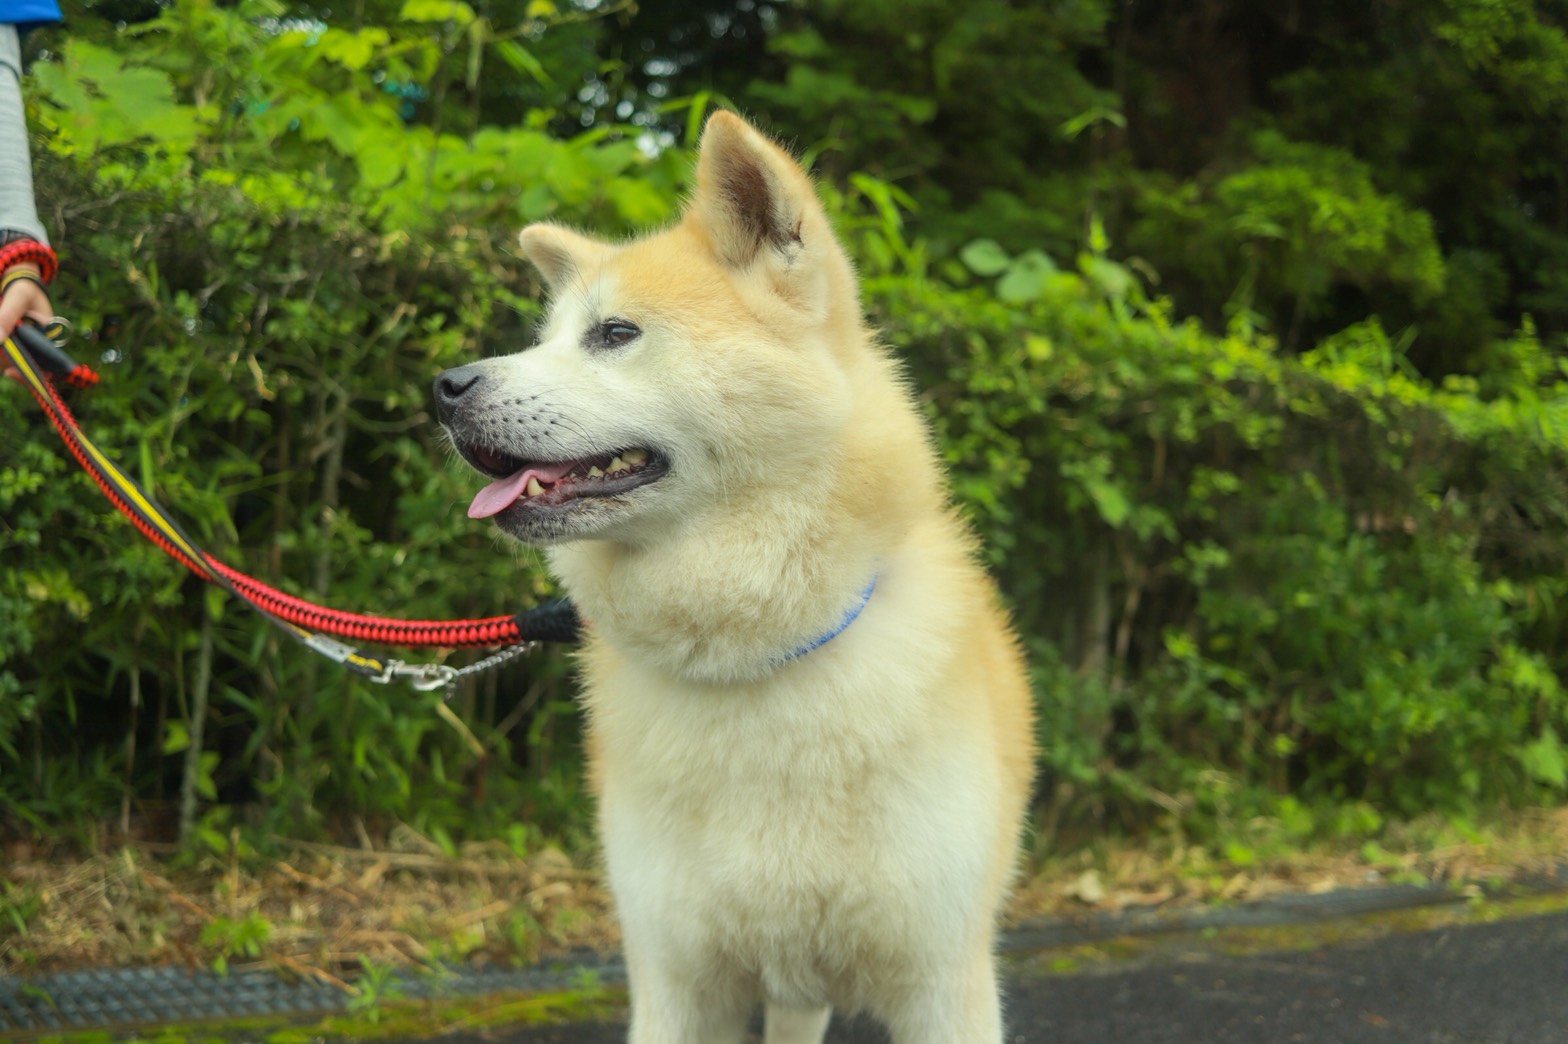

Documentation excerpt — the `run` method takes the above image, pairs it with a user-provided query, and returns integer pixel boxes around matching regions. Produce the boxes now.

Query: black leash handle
[15,320,96,387]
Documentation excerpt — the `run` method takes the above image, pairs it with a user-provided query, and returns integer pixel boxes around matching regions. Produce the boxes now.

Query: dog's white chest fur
[584,604,1002,1011]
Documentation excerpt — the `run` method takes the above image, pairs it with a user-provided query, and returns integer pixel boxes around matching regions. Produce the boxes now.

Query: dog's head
[435,111,863,546]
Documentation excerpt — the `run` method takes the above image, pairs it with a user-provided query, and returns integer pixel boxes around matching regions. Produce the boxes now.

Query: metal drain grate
[0,958,626,1035]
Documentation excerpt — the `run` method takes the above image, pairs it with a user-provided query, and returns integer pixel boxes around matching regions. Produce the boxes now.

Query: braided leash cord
[7,327,569,659]
[208,562,525,649]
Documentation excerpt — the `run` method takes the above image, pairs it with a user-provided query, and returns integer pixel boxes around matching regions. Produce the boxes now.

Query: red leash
[5,324,578,686]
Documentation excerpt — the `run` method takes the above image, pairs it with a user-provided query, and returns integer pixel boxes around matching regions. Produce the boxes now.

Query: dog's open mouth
[460,443,668,519]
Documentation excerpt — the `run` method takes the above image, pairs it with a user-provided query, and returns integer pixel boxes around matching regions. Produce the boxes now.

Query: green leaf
[318,28,390,70]
[1081,255,1135,300]
[196,752,221,800]
[399,0,475,23]
[960,238,1011,277]
[1520,727,1567,788]
[162,721,190,755]
[1223,841,1257,867]
[997,250,1058,304]
[1084,476,1131,527]
[1059,106,1126,141]
[494,40,549,85]
[1088,213,1110,254]
[607,179,673,226]
[300,95,375,155]
[357,143,408,190]
[515,181,557,221]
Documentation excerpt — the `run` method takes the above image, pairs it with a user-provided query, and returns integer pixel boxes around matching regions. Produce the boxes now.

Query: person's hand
[0,261,52,382]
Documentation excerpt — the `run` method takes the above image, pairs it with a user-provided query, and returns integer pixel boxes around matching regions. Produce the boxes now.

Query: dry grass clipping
[1,825,615,981]
[1010,806,1568,918]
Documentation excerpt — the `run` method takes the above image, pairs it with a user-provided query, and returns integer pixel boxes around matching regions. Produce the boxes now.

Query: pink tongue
[467,461,579,519]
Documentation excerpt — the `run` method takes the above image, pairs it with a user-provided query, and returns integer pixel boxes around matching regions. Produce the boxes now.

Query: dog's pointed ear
[689,111,815,271]
[518,224,603,292]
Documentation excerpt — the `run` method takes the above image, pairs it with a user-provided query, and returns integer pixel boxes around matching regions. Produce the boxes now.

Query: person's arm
[0,21,54,378]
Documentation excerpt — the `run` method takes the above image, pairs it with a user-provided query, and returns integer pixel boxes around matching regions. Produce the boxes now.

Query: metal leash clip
[38,316,71,347]
[373,659,460,692]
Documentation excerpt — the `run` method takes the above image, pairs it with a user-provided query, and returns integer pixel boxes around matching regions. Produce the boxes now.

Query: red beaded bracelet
[0,239,58,284]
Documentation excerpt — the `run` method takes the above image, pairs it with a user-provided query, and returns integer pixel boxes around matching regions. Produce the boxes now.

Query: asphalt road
[417,909,1568,1044]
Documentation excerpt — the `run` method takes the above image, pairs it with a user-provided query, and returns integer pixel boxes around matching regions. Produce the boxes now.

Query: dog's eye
[594,320,641,349]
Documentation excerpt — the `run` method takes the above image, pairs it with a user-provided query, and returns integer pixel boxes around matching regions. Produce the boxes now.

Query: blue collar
[780,574,878,662]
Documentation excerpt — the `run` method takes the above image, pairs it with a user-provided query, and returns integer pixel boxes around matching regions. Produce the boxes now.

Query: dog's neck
[775,572,878,663]
[548,514,885,685]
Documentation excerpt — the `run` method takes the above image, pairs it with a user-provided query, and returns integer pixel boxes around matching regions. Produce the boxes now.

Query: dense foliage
[2,0,1564,856]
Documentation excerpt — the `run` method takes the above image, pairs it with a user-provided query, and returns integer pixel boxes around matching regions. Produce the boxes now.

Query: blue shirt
[0,2,60,29]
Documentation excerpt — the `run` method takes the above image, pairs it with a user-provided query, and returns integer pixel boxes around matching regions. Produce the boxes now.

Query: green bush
[842,203,1568,838]
[3,2,685,846]
[2,1,1564,856]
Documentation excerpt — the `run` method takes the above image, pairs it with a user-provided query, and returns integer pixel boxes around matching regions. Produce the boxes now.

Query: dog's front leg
[624,949,754,1044]
[763,1003,832,1044]
[877,949,1004,1044]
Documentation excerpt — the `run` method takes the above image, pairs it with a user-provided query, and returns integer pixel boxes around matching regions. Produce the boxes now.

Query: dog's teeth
[608,456,628,474]
[525,477,545,497]
[623,448,647,466]
[587,465,604,478]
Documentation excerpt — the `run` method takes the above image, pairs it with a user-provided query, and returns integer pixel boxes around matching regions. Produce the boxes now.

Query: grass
[0,824,613,980]
[1009,804,1568,920]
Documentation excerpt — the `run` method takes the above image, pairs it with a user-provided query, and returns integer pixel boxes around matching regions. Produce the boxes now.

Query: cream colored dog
[434,110,1036,1044]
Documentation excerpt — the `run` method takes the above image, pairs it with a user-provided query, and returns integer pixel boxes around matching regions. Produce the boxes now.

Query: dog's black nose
[433,365,483,423]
